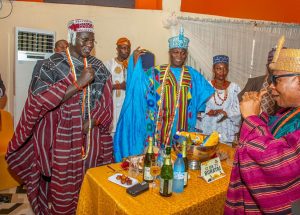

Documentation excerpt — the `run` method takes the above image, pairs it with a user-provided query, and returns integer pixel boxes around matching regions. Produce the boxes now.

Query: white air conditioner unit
[15,27,56,127]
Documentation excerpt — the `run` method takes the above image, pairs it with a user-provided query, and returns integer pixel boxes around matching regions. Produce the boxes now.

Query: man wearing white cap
[6,19,113,214]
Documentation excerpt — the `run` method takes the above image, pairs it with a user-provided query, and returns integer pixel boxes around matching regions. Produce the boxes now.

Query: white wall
[0,1,171,117]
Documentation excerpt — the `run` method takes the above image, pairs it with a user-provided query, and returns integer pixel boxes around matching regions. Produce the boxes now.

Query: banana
[202,131,219,147]
[176,131,206,144]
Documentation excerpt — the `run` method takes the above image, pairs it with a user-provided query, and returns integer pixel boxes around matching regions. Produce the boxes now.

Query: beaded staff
[66,48,91,160]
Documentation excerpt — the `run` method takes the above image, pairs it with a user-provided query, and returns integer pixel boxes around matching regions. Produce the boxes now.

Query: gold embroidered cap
[269,36,300,73]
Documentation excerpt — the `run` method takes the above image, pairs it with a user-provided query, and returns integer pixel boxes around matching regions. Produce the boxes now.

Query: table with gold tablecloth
[76,144,233,215]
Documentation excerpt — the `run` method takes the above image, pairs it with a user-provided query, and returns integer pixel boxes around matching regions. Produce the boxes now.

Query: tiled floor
[0,185,34,215]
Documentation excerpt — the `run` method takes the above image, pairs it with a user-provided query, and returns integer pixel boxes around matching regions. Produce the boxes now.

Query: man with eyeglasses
[225,36,300,214]
[6,19,113,214]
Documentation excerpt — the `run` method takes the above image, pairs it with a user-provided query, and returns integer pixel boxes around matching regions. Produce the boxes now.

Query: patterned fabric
[6,53,113,215]
[197,81,241,144]
[147,65,191,146]
[225,109,300,214]
[105,58,127,133]
[67,19,94,33]
[113,55,214,162]
[168,27,189,49]
[269,107,300,138]
[260,77,276,115]
[213,55,229,65]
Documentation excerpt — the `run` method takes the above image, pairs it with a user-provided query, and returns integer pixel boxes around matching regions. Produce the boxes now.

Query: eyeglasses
[76,37,97,45]
[268,73,300,85]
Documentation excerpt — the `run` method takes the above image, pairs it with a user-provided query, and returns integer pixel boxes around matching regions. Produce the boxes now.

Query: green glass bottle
[182,140,189,187]
[159,146,173,197]
[143,137,155,183]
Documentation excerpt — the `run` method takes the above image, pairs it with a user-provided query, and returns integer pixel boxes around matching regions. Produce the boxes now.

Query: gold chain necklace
[155,65,185,146]
[66,48,91,160]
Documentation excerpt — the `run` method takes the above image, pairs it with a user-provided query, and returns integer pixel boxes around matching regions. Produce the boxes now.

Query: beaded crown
[168,27,190,50]
[213,55,229,65]
[269,36,300,73]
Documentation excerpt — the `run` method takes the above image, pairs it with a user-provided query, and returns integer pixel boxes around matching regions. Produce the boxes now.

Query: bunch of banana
[202,131,219,147]
[176,131,206,144]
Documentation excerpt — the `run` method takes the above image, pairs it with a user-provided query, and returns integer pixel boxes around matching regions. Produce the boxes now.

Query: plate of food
[108,173,139,188]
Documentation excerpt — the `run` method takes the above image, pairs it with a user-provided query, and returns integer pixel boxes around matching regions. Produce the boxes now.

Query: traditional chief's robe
[6,53,113,214]
[114,56,214,162]
[225,108,300,214]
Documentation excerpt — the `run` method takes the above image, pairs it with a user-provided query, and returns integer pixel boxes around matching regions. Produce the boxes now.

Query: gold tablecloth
[76,144,233,215]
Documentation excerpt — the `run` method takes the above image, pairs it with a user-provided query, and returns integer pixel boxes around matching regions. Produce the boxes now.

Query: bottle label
[174,172,184,180]
[143,167,153,181]
[184,172,188,185]
[160,179,173,195]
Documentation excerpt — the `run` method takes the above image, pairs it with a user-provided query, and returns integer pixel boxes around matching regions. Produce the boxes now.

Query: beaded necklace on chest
[212,80,228,106]
[154,65,185,146]
[66,48,91,160]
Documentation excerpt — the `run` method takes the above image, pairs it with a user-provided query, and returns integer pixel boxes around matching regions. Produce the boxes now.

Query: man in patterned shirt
[225,36,300,214]
[105,37,131,135]
[6,19,113,214]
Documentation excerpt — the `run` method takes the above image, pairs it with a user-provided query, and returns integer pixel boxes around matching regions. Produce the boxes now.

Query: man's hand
[77,66,95,89]
[240,90,267,119]
[207,109,227,118]
[113,81,126,90]
[133,47,147,65]
[207,109,219,116]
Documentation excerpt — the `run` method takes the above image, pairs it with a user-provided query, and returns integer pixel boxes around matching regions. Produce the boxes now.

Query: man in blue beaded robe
[114,28,214,162]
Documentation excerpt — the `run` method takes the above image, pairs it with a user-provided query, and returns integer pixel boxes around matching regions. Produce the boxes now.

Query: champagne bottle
[159,146,173,197]
[182,140,189,187]
[143,137,155,182]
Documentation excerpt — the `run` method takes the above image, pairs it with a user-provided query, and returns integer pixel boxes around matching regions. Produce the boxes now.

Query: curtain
[176,17,300,88]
